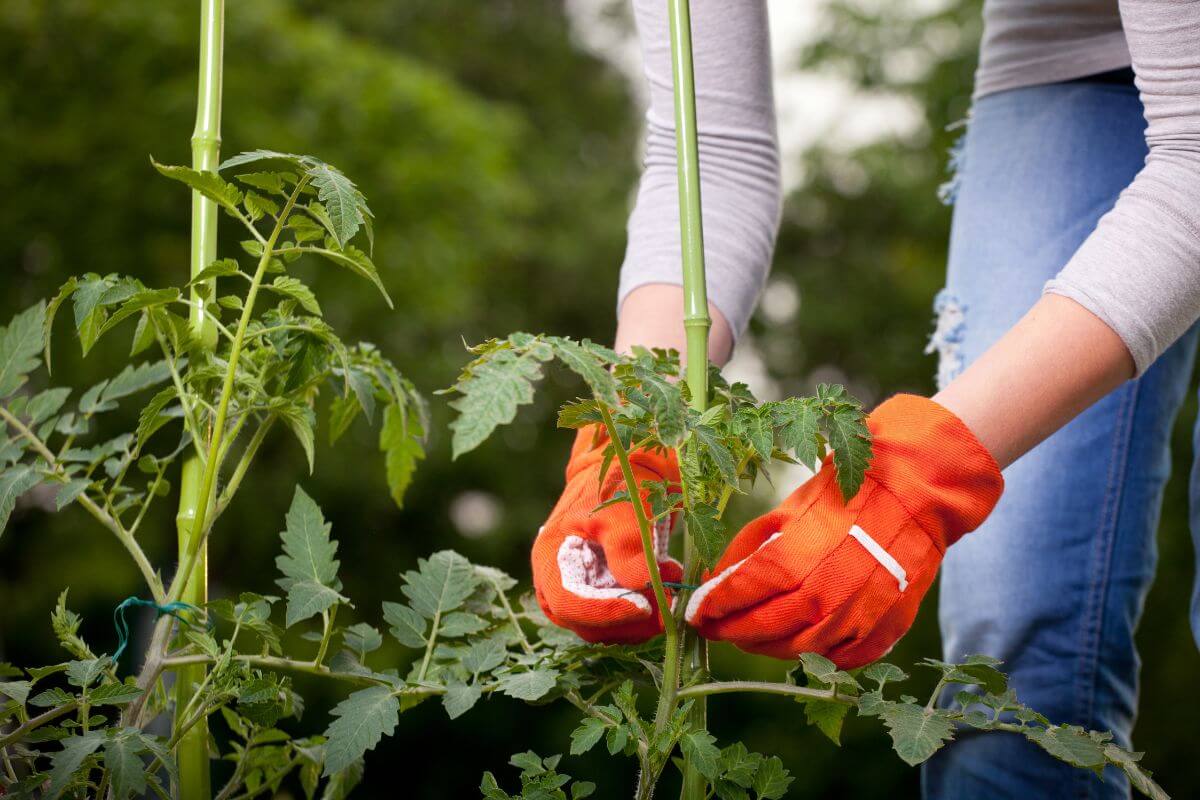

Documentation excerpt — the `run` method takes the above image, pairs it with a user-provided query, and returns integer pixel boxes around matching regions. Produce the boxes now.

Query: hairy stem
[162,654,387,688]
[0,701,80,749]
[675,681,855,705]
[313,605,337,667]
[0,406,164,603]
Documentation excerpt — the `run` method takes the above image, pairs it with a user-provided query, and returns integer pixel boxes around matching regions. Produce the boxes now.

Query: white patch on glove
[684,531,783,623]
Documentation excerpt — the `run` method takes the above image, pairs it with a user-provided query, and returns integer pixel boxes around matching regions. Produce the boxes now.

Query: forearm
[614,284,734,366]
[933,293,1134,469]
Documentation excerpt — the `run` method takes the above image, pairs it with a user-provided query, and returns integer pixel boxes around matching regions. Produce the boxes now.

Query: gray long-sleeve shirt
[618,0,1200,375]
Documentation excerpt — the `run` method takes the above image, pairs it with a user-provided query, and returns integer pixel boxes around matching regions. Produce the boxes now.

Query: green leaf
[401,550,478,620]
[267,276,322,316]
[99,359,173,404]
[861,662,908,689]
[439,611,488,638]
[572,781,597,799]
[189,258,242,285]
[276,402,317,473]
[382,601,426,648]
[321,757,365,800]
[804,699,850,744]
[314,243,392,308]
[47,732,104,798]
[826,404,872,500]
[89,682,143,706]
[547,338,619,406]
[93,288,180,349]
[879,702,955,766]
[308,163,367,246]
[734,407,773,462]
[52,590,95,660]
[686,503,727,569]
[275,487,348,627]
[0,465,41,535]
[1104,743,1170,800]
[65,658,105,689]
[691,424,739,489]
[381,402,424,508]
[442,681,482,720]
[0,680,30,705]
[152,160,242,212]
[0,301,46,398]
[103,730,148,800]
[244,190,280,221]
[718,742,762,788]
[43,280,77,372]
[135,385,176,450]
[798,652,861,692]
[26,387,71,423]
[450,346,548,458]
[496,668,558,702]
[1025,725,1106,773]
[680,731,722,781]
[342,623,383,659]
[322,686,400,776]
[461,637,507,675]
[234,171,290,195]
[569,717,606,755]
[772,397,821,467]
[750,756,793,799]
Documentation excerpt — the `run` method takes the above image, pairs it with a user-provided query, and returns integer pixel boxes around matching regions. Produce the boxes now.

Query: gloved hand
[532,425,683,643]
[685,394,1003,668]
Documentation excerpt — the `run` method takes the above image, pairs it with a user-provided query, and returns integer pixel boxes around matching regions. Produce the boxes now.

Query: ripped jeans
[922,76,1200,799]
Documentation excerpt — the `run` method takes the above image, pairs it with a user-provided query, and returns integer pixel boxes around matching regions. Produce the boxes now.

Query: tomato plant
[0,1,1172,799]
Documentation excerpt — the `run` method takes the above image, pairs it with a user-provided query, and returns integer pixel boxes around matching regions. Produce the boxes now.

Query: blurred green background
[2,0,1197,797]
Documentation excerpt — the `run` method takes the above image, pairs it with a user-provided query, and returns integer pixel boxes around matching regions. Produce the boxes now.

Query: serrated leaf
[103,730,148,800]
[267,276,322,316]
[135,386,176,450]
[450,347,547,458]
[879,702,955,765]
[1025,725,1106,773]
[276,402,316,473]
[826,404,872,500]
[47,732,104,798]
[100,359,173,404]
[342,623,382,659]
[381,402,424,509]
[547,338,618,406]
[0,465,41,534]
[686,503,726,569]
[439,612,488,638]
[275,487,348,627]
[798,652,861,691]
[313,243,391,308]
[0,301,46,398]
[308,163,366,246]
[234,171,289,195]
[691,424,739,489]
[189,258,241,285]
[680,731,721,780]
[442,681,482,720]
[496,669,557,702]
[152,160,242,212]
[382,601,426,648]
[750,756,793,799]
[244,190,280,221]
[65,658,105,689]
[861,662,908,689]
[569,717,606,755]
[322,686,400,776]
[89,682,143,706]
[92,288,180,350]
[402,550,478,620]
[804,698,849,744]
[461,637,507,675]
[26,387,71,423]
[0,680,30,705]
[772,397,821,467]
[734,407,773,462]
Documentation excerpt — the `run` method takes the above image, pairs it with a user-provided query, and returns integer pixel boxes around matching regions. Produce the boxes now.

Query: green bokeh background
[2,1,1196,797]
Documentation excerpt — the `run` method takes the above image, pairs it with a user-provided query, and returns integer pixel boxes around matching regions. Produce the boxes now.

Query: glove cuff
[866,394,1003,550]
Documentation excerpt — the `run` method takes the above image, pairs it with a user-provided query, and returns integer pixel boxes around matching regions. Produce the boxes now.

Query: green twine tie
[111,597,203,664]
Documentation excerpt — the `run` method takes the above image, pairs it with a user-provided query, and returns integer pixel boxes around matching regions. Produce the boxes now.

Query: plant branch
[312,605,337,667]
[167,176,310,606]
[161,654,387,688]
[0,406,164,603]
[675,680,855,706]
[213,416,274,519]
[0,700,80,748]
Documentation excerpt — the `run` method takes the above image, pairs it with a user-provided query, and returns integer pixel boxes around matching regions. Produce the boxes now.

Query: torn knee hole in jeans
[925,289,966,390]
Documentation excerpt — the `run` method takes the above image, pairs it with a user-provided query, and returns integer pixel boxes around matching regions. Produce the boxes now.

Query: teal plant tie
[111,597,204,664]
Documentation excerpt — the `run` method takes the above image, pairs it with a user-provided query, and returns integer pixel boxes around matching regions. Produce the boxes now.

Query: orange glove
[532,425,683,644]
[685,394,1003,668]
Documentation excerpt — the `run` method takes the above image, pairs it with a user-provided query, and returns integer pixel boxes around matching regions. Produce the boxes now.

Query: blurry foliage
[0,0,1196,797]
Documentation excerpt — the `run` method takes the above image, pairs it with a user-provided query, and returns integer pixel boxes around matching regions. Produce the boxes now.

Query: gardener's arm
[616,0,779,363]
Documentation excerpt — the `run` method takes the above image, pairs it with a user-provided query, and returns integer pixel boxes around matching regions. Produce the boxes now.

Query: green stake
[666,1,711,797]
[175,1,225,797]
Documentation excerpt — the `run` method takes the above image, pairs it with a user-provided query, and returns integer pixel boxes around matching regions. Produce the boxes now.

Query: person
[530,1,1200,797]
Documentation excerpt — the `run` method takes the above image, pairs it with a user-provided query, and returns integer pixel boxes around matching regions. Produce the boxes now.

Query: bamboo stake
[666,1,711,797]
[174,1,224,796]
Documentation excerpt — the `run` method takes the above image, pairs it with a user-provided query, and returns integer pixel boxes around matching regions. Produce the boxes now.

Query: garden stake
[176,1,225,797]
[666,1,711,797]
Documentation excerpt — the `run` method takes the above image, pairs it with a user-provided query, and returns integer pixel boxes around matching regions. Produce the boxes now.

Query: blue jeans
[922,79,1200,798]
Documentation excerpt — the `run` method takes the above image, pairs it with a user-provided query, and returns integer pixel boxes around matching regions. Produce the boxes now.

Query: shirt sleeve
[618,0,782,342]
[1044,0,1200,375]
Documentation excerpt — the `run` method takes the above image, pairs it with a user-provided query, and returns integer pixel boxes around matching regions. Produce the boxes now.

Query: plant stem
[0,407,164,603]
[0,701,80,749]
[213,416,274,517]
[676,681,855,705]
[416,607,441,683]
[313,605,338,667]
[161,654,387,688]
[597,405,679,738]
